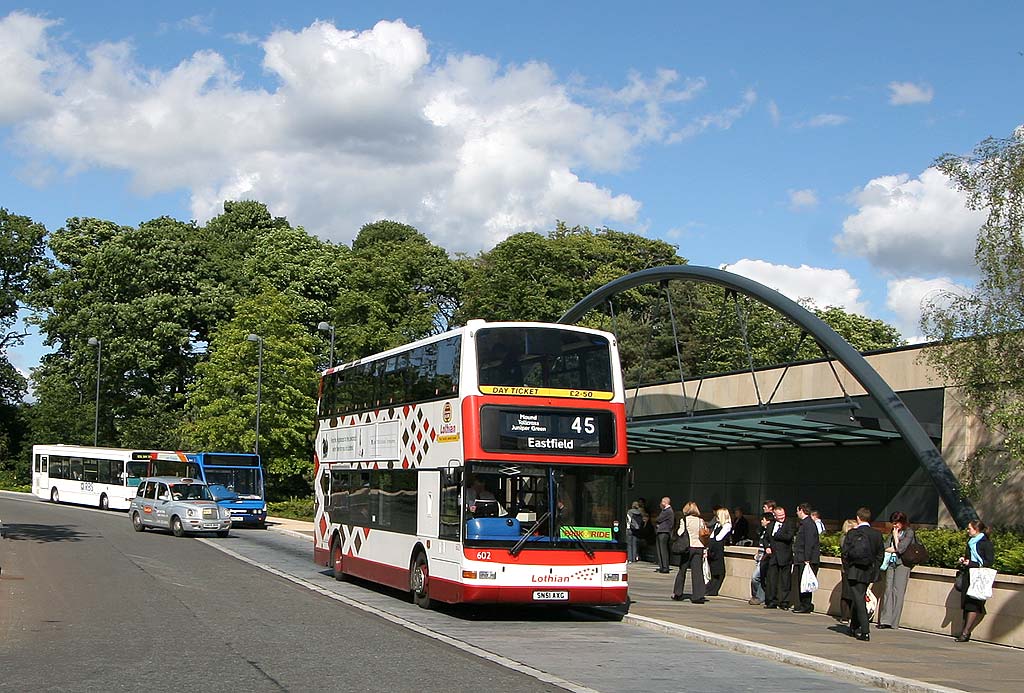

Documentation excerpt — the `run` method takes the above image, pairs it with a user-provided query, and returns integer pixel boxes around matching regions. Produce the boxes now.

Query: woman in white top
[671,501,708,603]
[706,507,732,596]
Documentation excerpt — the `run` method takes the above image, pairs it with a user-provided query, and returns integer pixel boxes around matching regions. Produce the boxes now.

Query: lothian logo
[531,574,569,583]
[442,402,453,424]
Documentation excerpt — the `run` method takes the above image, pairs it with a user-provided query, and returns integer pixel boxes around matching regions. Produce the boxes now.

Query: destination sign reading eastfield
[479,406,615,456]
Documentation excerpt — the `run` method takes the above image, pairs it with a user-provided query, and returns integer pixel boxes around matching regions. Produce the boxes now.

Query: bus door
[35,454,48,495]
[417,470,440,539]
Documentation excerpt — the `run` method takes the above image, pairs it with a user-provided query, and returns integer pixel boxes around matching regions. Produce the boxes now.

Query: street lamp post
[246,334,263,457]
[317,321,335,368]
[88,337,101,446]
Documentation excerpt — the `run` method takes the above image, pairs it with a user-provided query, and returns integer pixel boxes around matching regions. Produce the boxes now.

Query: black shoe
[658,569,670,574]
[763,603,777,609]
[955,633,971,643]
[778,603,791,610]
[792,606,812,614]
[856,633,870,641]
[877,624,893,629]
[670,595,684,601]
[691,598,707,604]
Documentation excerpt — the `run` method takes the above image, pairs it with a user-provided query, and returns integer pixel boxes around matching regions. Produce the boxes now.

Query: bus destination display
[480,406,614,456]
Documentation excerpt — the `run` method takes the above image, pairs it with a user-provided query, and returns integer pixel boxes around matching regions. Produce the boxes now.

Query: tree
[0,209,46,405]
[332,220,463,359]
[183,289,319,497]
[923,128,1024,486]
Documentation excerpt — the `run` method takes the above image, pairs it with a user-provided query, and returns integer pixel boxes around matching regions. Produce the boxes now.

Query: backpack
[628,512,641,532]
[845,530,874,567]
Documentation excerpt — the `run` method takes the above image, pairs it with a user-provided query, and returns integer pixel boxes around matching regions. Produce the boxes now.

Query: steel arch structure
[559,265,977,528]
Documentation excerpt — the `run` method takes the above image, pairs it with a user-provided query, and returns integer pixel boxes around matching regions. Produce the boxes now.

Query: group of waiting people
[630,497,996,643]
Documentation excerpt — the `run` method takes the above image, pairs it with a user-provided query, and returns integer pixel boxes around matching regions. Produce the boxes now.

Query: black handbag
[670,528,689,555]
[900,541,929,567]
[954,568,967,592]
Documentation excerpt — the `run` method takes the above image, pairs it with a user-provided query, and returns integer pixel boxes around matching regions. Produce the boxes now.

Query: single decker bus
[191,451,268,527]
[32,445,201,510]
[313,320,629,608]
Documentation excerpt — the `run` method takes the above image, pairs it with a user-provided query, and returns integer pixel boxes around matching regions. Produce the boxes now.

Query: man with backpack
[841,507,885,641]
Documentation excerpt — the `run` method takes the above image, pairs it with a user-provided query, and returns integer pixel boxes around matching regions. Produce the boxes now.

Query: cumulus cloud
[767,99,780,127]
[835,167,985,276]
[888,81,934,105]
[724,259,868,314]
[3,13,752,252]
[0,12,61,124]
[788,188,818,210]
[886,276,971,342]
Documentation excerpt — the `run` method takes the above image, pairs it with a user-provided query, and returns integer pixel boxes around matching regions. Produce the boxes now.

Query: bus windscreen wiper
[561,524,595,559]
[509,510,550,557]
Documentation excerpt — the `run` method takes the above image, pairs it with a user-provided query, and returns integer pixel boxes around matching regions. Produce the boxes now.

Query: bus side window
[439,469,461,541]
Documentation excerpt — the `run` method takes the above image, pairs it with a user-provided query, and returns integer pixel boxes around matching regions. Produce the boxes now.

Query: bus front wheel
[99,494,109,511]
[410,553,432,610]
[171,516,185,538]
[50,487,59,503]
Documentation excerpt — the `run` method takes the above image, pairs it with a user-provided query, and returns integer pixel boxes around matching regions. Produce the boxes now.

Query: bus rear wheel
[50,487,59,503]
[131,512,145,532]
[410,553,432,609]
[99,494,109,511]
[171,516,186,538]
[331,538,347,581]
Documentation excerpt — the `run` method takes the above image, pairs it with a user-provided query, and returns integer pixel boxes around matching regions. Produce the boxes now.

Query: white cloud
[886,276,971,342]
[888,81,934,105]
[788,188,818,210]
[836,167,985,276]
[794,113,849,128]
[0,12,61,124]
[767,99,780,127]
[724,259,868,314]
[4,13,750,253]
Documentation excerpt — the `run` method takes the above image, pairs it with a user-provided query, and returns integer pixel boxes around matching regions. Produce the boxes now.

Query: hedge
[267,496,315,522]
[820,527,1024,576]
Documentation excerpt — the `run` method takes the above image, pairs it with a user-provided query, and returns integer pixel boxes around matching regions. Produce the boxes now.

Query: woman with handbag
[955,519,995,643]
[671,501,708,603]
[878,511,916,629]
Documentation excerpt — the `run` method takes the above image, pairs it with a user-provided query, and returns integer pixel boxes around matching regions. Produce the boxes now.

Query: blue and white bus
[190,452,268,528]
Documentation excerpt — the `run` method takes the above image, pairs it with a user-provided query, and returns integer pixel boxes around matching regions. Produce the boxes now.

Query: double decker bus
[191,452,268,527]
[313,320,629,608]
[32,445,200,510]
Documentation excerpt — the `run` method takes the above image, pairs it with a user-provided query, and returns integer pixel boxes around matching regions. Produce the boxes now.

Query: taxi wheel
[410,552,432,610]
[99,494,109,511]
[131,512,145,532]
[171,516,186,538]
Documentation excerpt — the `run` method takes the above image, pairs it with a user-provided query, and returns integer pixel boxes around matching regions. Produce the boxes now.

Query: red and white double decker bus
[313,320,629,608]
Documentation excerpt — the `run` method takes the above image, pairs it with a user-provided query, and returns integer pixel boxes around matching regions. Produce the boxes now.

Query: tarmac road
[0,493,562,693]
[1,492,878,692]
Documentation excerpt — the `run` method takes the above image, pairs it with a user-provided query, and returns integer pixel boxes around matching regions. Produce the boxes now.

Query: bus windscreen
[476,327,613,394]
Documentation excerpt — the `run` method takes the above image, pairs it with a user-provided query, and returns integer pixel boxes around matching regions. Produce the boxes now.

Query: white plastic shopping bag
[865,587,878,616]
[800,563,819,593]
[702,555,711,583]
[967,567,996,601]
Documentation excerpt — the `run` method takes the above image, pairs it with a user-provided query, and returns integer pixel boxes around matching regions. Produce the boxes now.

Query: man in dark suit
[841,507,885,641]
[764,505,796,609]
[790,502,821,613]
[654,497,674,573]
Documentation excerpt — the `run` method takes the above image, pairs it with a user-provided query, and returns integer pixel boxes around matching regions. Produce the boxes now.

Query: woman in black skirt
[956,519,995,643]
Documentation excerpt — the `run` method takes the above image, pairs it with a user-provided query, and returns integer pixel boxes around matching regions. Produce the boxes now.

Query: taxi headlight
[187,508,196,517]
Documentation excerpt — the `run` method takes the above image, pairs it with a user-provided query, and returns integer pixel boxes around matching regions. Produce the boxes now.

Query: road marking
[196,538,599,693]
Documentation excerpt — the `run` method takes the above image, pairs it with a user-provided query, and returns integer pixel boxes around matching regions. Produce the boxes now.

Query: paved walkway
[265,518,1021,693]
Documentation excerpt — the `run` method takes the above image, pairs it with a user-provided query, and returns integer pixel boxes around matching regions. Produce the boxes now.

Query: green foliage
[183,288,318,496]
[820,527,1024,575]
[924,129,1024,488]
[267,496,315,521]
[0,469,31,493]
[0,209,47,406]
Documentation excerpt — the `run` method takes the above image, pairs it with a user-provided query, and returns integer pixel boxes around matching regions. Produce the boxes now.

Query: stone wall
[720,547,1024,648]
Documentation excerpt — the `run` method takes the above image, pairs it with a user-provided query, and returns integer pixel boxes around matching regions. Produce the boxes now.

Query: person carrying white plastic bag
[800,563,819,593]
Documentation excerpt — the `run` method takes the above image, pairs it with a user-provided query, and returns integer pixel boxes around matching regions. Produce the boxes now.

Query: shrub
[267,496,314,522]
[0,469,31,493]
[915,528,967,570]
[819,531,843,558]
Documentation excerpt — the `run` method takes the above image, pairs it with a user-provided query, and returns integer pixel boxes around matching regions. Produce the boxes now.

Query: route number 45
[570,416,596,435]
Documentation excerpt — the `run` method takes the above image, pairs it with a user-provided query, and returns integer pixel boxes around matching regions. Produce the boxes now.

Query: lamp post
[246,334,263,457]
[87,337,101,446]
[317,321,335,369]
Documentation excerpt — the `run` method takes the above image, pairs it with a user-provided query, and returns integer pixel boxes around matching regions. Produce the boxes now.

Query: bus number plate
[532,590,569,601]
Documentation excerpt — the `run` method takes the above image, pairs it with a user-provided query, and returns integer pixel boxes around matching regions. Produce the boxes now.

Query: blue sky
[3,2,1022,381]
